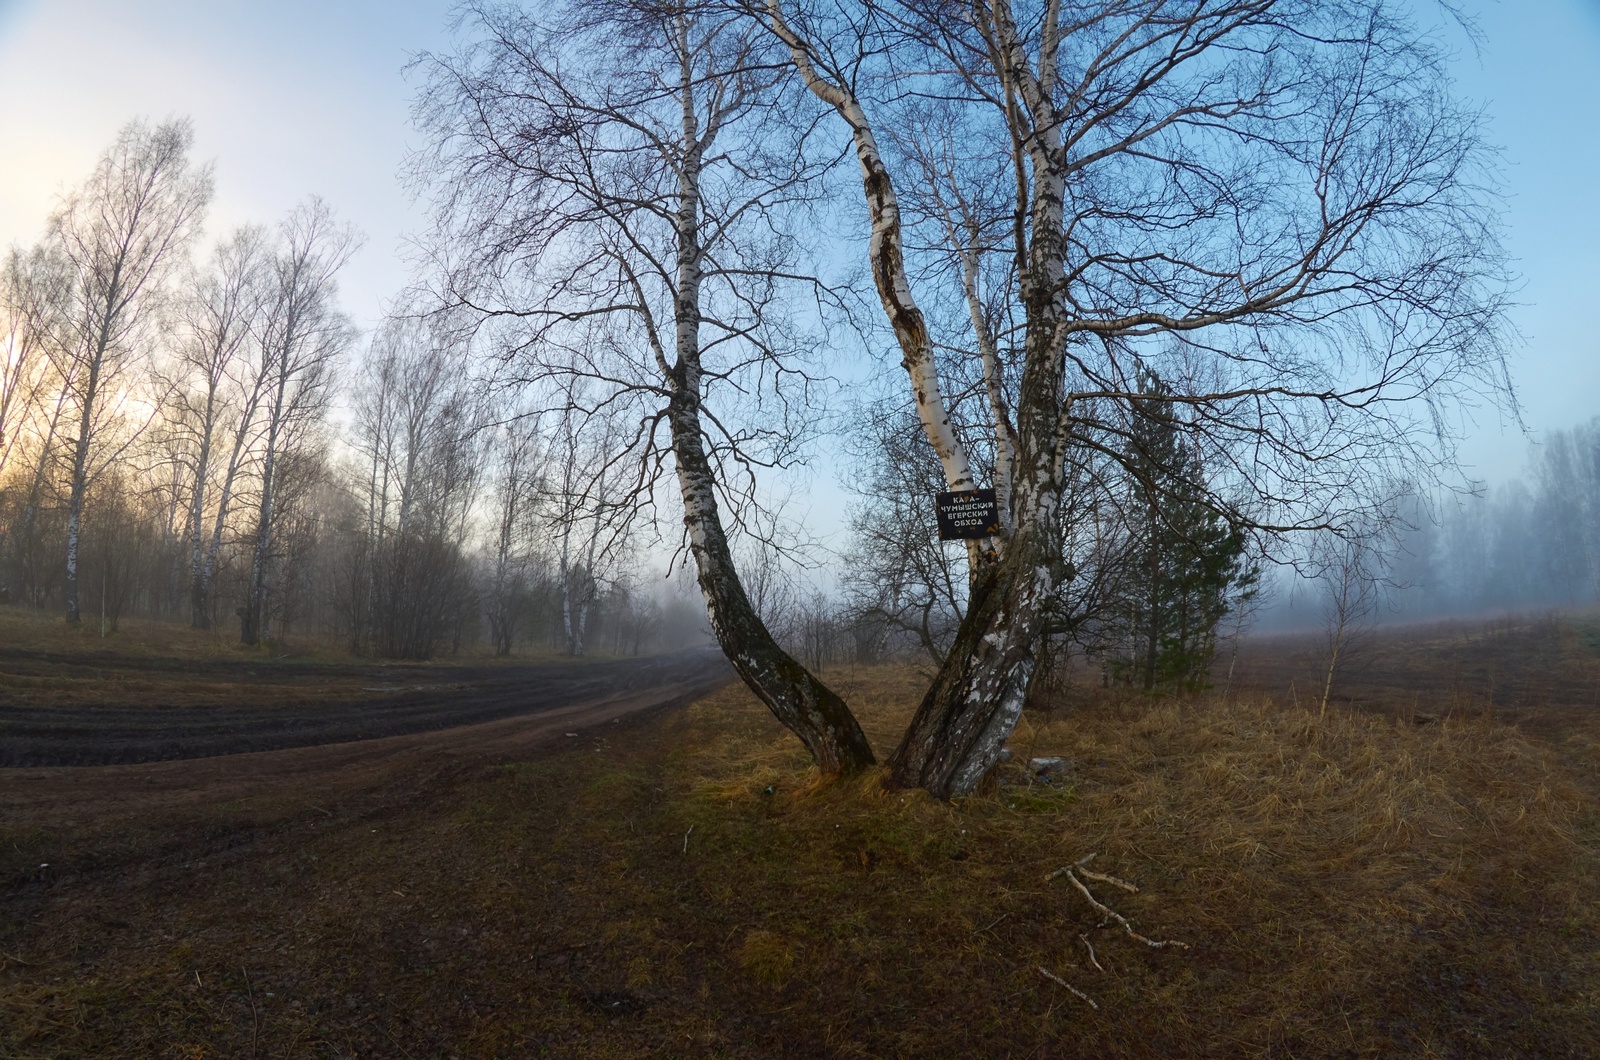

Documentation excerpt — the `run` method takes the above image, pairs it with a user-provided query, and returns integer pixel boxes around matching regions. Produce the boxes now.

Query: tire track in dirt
[0,649,732,848]
[0,649,730,767]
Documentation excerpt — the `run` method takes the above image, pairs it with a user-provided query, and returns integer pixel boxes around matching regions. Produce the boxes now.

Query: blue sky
[1,0,1596,494]
[1436,0,1600,480]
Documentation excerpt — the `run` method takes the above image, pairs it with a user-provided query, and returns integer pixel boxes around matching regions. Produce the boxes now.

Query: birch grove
[0,118,700,658]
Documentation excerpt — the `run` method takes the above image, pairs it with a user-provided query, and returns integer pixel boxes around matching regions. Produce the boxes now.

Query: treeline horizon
[0,118,722,660]
[1251,418,1600,633]
[2,119,1587,666]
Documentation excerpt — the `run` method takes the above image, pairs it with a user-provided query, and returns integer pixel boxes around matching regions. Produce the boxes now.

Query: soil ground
[0,646,732,766]
[1,613,1597,1057]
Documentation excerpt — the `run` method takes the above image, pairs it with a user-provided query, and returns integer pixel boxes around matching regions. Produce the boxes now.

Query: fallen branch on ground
[1078,865,1139,894]
[1047,853,1190,951]
[1038,965,1099,1009]
[1046,851,1135,890]
[1079,933,1104,973]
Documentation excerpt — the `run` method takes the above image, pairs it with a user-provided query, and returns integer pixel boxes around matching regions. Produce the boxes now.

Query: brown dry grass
[0,607,592,712]
[0,606,343,661]
[2,638,1598,1056]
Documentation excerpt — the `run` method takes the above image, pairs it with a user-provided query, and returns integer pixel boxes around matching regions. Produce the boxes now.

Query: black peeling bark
[668,383,875,776]
[885,528,1052,797]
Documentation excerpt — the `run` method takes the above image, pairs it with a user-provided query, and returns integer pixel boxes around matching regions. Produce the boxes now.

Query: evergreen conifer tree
[1112,372,1257,692]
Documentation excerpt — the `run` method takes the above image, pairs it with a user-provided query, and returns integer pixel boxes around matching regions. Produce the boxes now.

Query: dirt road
[0,648,732,768]
[0,648,732,845]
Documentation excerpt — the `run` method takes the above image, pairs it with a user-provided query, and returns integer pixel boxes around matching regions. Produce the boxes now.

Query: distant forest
[0,120,713,660]
[1266,420,1600,628]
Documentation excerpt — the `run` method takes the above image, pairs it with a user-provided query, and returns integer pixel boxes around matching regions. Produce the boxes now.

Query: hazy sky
[1,0,1597,490]
[0,0,450,327]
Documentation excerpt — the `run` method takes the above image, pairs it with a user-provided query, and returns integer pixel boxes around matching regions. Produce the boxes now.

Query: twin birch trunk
[771,3,1060,794]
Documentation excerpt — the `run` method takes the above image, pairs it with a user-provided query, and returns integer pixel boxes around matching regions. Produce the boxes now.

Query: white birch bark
[49,120,212,625]
[766,2,978,500]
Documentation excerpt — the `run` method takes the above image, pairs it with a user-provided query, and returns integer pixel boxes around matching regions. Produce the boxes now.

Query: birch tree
[549,408,603,658]
[484,414,547,655]
[0,246,70,596]
[49,118,212,625]
[169,226,268,627]
[349,316,486,659]
[416,0,875,770]
[0,246,68,486]
[1313,522,1387,715]
[766,0,1513,795]
[541,400,636,658]
[239,200,358,645]
[841,405,968,665]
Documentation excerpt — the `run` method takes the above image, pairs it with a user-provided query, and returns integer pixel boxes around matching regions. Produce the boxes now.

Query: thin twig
[1038,966,1099,1009]
[682,825,694,854]
[1060,868,1189,950]
[1079,933,1104,973]
[1046,851,1100,882]
[974,912,1010,934]
[1078,866,1139,893]
[241,966,260,1060]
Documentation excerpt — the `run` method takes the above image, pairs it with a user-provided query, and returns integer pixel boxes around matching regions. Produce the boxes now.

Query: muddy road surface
[0,648,733,768]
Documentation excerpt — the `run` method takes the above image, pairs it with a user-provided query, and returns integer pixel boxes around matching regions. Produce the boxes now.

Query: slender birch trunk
[186,383,219,628]
[241,375,286,645]
[196,401,256,628]
[666,12,874,773]
[63,336,106,626]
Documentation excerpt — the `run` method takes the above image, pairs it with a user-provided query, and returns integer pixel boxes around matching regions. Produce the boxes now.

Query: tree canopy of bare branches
[765,0,1514,794]
[48,117,213,626]
[414,0,875,770]
[239,200,359,645]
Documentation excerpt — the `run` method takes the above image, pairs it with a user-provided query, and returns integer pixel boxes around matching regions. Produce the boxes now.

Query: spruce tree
[1113,372,1257,692]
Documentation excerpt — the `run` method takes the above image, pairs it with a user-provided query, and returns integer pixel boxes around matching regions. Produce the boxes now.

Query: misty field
[2,612,1597,1058]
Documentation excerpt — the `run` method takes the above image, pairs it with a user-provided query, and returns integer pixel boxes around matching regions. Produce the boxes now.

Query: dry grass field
[2,613,1598,1057]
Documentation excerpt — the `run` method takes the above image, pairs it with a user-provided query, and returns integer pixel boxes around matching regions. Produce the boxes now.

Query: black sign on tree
[934,488,1000,541]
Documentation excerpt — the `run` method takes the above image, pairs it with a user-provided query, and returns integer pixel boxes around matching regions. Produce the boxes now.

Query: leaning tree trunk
[669,383,876,776]
[661,31,874,777]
